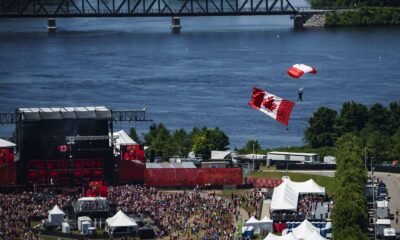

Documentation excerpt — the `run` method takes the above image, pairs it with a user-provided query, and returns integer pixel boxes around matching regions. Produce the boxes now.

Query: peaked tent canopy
[48,205,65,224]
[290,179,325,195]
[106,210,138,228]
[270,180,298,211]
[291,219,320,239]
[308,230,327,240]
[264,232,298,240]
[245,216,260,234]
[49,205,65,215]
[0,138,16,148]
[270,178,326,212]
[113,130,137,150]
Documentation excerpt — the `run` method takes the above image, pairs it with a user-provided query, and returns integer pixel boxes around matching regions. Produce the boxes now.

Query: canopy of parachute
[287,64,317,79]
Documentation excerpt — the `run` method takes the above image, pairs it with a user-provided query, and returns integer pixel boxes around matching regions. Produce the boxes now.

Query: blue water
[0,16,399,149]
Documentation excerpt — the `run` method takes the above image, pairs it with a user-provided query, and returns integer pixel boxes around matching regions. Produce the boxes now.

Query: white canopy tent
[259,216,274,233]
[106,210,138,235]
[245,216,260,234]
[291,219,319,239]
[270,179,326,212]
[264,232,298,240]
[48,205,65,224]
[290,179,325,195]
[112,130,137,151]
[292,219,325,240]
[270,180,298,211]
[0,139,16,148]
[308,230,327,240]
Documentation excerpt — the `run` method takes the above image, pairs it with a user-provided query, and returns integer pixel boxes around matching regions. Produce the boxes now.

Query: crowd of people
[0,189,75,239]
[0,185,265,240]
[297,194,332,220]
[107,185,241,240]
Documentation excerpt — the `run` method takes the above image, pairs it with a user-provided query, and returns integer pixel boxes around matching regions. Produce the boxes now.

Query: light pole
[252,143,255,172]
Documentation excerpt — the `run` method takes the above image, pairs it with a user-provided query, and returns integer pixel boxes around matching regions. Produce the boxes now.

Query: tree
[171,128,191,157]
[129,127,141,144]
[241,140,262,154]
[337,101,368,134]
[368,103,390,135]
[191,127,230,159]
[388,102,400,135]
[304,107,338,148]
[333,133,368,240]
[143,123,171,161]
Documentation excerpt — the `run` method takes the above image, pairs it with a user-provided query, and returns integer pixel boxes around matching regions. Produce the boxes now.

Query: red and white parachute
[287,64,317,79]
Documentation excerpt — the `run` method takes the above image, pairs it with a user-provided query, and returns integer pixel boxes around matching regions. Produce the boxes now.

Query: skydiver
[297,88,304,102]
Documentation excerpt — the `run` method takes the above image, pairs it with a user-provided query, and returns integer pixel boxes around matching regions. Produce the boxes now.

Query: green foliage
[304,101,400,163]
[143,124,229,161]
[326,7,400,27]
[192,127,230,159]
[129,127,141,144]
[333,133,368,240]
[311,0,400,8]
[305,107,338,148]
[239,140,262,154]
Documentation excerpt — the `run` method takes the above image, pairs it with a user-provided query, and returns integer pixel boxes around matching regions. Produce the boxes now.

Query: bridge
[0,0,298,17]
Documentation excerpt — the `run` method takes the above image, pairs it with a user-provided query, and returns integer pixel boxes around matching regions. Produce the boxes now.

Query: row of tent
[264,219,326,240]
[48,205,138,235]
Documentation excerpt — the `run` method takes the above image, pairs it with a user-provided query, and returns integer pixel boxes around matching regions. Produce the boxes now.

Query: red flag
[249,87,295,127]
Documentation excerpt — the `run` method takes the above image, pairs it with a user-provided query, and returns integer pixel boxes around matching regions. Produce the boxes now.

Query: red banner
[246,177,283,188]
[144,168,243,187]
[0,147,14,166]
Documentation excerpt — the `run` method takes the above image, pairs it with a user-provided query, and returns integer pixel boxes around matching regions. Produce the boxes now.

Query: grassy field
[249,170,335,194]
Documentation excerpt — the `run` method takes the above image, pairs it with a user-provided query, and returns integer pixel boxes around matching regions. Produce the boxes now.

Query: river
[0,14,399,149]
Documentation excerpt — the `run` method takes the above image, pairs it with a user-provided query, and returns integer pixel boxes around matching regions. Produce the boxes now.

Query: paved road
[374,172,400,231]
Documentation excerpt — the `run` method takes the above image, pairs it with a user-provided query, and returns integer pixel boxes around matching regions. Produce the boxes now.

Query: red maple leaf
[262,96,277,111]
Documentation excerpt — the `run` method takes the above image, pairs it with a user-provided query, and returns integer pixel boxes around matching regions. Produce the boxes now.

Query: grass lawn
[249,170,335,194]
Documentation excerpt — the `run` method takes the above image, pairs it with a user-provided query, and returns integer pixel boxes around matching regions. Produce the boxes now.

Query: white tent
[270,180,298,211]
[106,210,138,234]
[270,179,326,212]
[290,179,325,195]
[245,216,260,234]
[48,205,65,224]
[112,130,137,151]
[264,232,298,240]
[259,216,273,233]
[0,138,15,148]
[308,230,327,240]
[292,220,320,239]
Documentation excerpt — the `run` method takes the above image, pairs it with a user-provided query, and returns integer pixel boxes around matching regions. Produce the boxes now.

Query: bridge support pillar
[46,18,57,32]
[170,17,182,33]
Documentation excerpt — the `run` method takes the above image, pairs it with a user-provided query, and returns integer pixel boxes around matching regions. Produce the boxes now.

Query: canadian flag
[248,87,295,127]
[287,64,317,79]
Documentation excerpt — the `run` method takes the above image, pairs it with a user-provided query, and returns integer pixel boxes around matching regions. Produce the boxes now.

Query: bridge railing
[0,0,298,17]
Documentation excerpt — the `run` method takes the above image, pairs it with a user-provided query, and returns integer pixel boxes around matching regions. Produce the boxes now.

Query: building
[267,151,319,164]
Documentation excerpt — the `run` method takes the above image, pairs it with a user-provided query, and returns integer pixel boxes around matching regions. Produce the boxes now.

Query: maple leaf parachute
[287,64,317,79]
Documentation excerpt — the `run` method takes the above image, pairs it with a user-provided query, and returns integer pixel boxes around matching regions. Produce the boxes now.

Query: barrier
[246,177,283,188]
[144,168,243,187]
[117,159,145,184]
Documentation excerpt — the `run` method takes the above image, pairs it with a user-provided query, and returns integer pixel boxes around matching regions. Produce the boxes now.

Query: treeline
[129,123,229,161]
[305,101,400,163]
[325,7,400,27]
[311,0,400,8]
[333,133,368,239]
